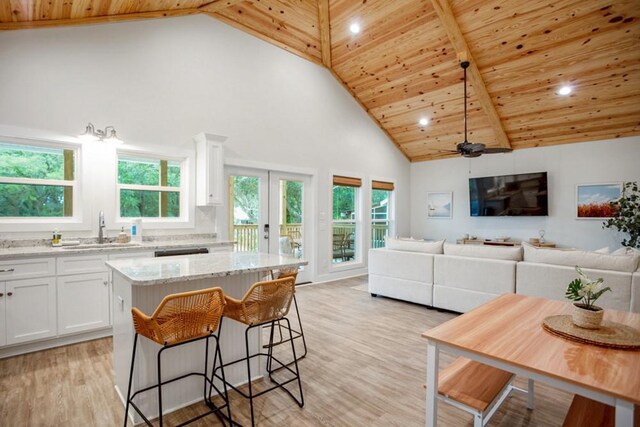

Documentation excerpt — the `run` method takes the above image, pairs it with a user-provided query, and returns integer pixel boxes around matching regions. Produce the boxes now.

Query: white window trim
[0,135,91,232]
[113,148,195,230]
[329,170,365,272]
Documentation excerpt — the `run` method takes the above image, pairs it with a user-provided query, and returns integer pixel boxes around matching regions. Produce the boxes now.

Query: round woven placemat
[542,315,640,350]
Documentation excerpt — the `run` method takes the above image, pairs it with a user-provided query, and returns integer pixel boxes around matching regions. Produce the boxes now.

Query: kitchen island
[107,251,307,423]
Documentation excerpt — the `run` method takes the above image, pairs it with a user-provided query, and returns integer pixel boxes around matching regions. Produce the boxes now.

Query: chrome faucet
[98,211,105,244]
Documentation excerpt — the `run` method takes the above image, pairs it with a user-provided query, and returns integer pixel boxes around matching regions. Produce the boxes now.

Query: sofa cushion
[443,242,523,261]
[386,237,444,254]
[522,242,640,273]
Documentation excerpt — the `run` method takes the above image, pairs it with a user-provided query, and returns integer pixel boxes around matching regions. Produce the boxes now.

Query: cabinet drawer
[0,257,55,280]
[57,255,108,275]
[108,251,153,261]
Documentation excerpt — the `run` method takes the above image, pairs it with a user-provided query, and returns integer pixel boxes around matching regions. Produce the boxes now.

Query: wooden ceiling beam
[0,8,202,31]
[429,0,511,149]
[317,0,331,68]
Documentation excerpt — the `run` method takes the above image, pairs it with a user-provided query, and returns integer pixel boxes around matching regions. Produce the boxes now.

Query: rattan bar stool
[124,287,232,427]
[263,266,307,363]
[213,276,304,427]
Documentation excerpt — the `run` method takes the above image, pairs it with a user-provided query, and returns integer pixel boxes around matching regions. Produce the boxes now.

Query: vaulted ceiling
[1,0,638,162]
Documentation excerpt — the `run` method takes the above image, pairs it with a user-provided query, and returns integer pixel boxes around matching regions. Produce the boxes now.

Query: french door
[226,166,312,283]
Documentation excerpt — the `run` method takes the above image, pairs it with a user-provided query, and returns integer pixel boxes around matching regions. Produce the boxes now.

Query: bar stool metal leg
[123,334,138,427]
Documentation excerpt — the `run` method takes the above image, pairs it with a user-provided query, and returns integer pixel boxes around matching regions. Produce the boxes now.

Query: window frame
[114,149,194,228]
[329,172,364,271]
[370,178,396,249]
[0,135,89,231]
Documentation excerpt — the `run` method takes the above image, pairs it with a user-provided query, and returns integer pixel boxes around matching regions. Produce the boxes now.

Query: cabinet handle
[103,281,108,286]
[7,292,13,296]
[0,268,15,273]
[0,293,3,297]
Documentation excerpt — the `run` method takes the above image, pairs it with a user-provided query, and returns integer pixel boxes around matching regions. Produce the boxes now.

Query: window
[371,180,394,248]
[117,155,182,219]
[332,175,361,264]
[0,141,76,217]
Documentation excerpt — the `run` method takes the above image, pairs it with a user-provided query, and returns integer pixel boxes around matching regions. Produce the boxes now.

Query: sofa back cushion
[386,237,445,254]
[443,242,523,261]
[522,242,640,273]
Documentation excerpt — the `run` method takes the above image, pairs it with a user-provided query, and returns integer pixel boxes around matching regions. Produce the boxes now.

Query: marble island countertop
[106,252,308,286]
[0,236,234,260]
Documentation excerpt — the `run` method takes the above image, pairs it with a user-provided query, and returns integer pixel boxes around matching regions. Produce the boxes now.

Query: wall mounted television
[469,172,548,216]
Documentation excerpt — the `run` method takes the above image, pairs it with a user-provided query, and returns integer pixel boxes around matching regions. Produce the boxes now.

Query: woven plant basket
[572,303,604,329]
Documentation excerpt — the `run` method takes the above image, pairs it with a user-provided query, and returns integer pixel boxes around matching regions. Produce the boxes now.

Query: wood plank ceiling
[1,0,638,162]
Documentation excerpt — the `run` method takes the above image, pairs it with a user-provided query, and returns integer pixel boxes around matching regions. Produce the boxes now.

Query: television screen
[469,172,548,216]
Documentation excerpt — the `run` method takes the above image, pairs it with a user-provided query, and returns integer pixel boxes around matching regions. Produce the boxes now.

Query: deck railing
[233,223,304,252]
[371,222,389,248]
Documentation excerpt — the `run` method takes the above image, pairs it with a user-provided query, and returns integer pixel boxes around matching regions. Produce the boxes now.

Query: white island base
[108,253,306,424]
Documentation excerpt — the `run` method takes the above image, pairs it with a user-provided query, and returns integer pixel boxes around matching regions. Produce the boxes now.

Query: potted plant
[565,267,611,329]
[603,181,639,248]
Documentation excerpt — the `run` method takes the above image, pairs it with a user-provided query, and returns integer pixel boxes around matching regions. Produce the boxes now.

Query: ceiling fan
[440,61,513,158]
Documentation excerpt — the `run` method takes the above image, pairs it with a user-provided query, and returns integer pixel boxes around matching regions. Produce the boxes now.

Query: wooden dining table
[422,294,640,427]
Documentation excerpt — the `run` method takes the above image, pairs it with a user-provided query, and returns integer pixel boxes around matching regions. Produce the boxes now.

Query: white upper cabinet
[194,132,226,206]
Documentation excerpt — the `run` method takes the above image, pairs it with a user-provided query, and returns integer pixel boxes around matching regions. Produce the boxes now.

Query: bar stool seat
[124,287,232,427]
[214,276,304,427]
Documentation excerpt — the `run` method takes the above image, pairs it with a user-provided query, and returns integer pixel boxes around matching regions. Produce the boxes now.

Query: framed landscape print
[427,192,452,219]
[576,183,622,219]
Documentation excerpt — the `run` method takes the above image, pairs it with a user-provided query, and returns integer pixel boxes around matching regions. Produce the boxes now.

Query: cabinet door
[6,277,56,345]
[57,272,110,335]
[0,283,6,346]
[195,133,225,206]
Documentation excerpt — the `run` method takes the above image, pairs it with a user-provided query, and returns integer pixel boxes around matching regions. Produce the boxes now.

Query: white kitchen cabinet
[57,254,108,275]
[5,277,57,345]
[195,132,226,206]
[108,251,153,261]
[57,272,110,336]
[0,257,55,280]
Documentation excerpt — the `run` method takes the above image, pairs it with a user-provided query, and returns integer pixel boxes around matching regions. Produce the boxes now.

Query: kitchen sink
[62,242,142,249]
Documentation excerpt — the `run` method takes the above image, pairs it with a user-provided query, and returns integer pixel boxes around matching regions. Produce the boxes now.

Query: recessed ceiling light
[557,85,572,96]
[419,118,429,127]
[349,22,361,34]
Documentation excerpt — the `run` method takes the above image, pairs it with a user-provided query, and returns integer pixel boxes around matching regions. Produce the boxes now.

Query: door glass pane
[332,185,357,264]
[278,179,303,259]
[230,175,260,252]
[371,189,390,248]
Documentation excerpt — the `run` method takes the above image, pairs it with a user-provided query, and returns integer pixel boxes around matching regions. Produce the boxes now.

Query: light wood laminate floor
[0,276,573,426]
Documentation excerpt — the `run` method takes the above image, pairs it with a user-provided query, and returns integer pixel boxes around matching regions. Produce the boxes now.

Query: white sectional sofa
[516,244,640,312]
[368,238,441,306]
[433,243,521,313]
[368,238,640,313]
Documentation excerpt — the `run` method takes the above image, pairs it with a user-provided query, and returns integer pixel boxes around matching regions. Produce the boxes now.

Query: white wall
[410,137,640,250]
[0,15,410,281]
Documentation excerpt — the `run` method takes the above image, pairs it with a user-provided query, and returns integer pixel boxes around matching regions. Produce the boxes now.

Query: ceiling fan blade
[482,147,514,154]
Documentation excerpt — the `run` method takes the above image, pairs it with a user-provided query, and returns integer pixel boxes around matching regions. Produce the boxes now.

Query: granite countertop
[106,252,308,286]
[0,237,234,260]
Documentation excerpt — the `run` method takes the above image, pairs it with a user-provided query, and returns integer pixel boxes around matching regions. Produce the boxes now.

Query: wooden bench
[437,357,533,427]
[563,395,640,427]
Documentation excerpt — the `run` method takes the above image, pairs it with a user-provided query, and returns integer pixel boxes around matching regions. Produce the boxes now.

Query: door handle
[263,224,270,240]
